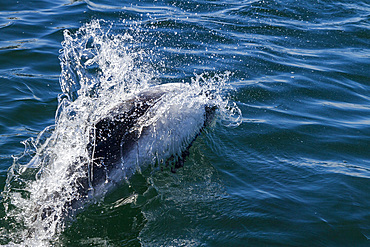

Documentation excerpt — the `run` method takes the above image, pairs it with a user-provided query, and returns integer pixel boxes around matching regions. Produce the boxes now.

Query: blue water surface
[1,0,370,246]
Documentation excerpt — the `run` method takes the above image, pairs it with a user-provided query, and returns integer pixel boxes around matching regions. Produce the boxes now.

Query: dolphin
[51,83,217,216]
[15,82,217,242]
[8,83,217,243]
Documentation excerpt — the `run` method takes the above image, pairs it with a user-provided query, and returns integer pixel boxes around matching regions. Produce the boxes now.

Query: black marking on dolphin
[88,91,166,188]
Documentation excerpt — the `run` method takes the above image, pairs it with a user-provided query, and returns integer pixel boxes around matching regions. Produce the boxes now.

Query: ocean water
[0,0,369,246]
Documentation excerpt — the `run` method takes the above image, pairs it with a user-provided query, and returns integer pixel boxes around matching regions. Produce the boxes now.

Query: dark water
[1,0,370,246]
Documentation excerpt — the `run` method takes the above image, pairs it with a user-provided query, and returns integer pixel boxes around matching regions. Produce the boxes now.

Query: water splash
[1,19,241,246]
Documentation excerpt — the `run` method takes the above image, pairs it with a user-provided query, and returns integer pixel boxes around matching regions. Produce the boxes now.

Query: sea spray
[1,19,241,246]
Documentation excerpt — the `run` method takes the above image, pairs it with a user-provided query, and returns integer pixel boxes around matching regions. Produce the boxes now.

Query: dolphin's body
[12,83,216,241]
[66,83,216,210]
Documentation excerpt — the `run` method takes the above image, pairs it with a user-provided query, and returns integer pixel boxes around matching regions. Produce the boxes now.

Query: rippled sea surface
[1,0,370,246]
